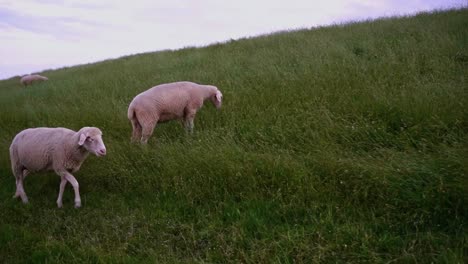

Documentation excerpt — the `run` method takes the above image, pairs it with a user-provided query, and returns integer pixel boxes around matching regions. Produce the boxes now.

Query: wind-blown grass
[0,9,466,263]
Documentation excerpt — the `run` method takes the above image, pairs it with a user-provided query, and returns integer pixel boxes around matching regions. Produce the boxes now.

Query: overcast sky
[0,0,464,79]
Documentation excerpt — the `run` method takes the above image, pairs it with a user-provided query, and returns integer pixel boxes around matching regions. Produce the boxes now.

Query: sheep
[20,74,48,86]
[127,81,223,144]
[9,127,106,208]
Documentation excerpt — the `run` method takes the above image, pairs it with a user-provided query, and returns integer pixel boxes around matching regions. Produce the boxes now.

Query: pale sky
[0,0,464,79]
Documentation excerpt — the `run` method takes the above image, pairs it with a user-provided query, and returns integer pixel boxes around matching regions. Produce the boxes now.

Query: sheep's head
[77,127,107,157]
[210,89,223,109]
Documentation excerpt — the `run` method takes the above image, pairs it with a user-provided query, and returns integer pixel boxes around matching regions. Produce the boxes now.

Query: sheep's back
[131,83,195,119]
[11,128,74,172]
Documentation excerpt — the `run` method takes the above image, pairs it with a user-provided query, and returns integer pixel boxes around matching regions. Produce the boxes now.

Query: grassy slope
[0,9,466,263]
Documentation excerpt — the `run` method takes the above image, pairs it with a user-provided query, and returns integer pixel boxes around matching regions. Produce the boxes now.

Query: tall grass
[0,9,466,263]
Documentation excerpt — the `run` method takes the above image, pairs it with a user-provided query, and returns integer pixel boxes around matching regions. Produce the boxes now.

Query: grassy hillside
[0,9,466,263]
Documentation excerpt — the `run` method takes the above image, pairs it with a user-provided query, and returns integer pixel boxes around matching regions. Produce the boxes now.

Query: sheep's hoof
[74,202,81,208]
[57,202,63,208]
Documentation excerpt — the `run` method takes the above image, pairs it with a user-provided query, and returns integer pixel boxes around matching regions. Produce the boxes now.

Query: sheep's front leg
[56,177,67,208]
[184,111,196,133]
[140,117,158,144]
[57,171,81,208]
[66,174,81,208]
[13,167,29,203]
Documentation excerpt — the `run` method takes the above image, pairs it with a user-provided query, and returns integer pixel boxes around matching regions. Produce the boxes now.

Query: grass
[0,9,467,263]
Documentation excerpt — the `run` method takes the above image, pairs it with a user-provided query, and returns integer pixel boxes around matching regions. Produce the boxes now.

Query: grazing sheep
[9,127,107,208]
[127,81,223,144]
[20,74,48,86]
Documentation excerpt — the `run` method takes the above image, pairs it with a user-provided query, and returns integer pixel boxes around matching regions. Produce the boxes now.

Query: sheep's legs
[13,167,28,203]
[184,119,194,133]
[184,111,196,133]
[57,171,81,208]
[15,181,28,203]
[56,177,68,208]
[65,174,81,208]
[130,118,142,143]
[22,169,30,179]
[141,120,157,144]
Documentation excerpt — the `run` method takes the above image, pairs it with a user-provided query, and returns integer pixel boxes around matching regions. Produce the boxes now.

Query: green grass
[0,9,467,263]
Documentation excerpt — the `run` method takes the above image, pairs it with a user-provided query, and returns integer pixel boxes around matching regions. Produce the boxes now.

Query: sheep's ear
[215,91,223,102]
[78,133,87,146]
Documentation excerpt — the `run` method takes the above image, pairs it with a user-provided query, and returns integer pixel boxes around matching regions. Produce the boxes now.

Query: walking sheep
[20,74,48,86]
[9,127,107,208]
[127,81,223,144]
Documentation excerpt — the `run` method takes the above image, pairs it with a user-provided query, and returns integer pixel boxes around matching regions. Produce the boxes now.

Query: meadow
[0,9,466,263]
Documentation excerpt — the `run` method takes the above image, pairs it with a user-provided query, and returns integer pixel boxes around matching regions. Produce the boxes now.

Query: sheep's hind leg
[13,168,29,203]
[141,119,157,144]
[130,118,142,143]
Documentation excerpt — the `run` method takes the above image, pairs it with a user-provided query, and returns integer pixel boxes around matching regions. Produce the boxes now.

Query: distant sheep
[127,81,223,143]
[20,74,48,86]
[9,127,107,208]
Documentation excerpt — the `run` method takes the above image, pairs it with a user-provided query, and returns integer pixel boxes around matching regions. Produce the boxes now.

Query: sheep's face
[211,90,223,109]
[78,128,107,157]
